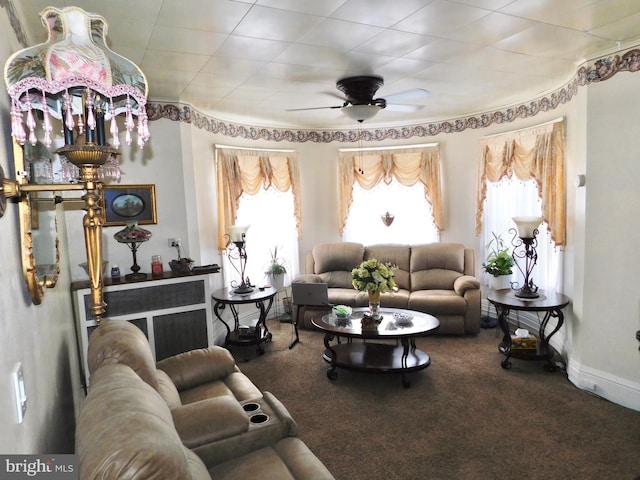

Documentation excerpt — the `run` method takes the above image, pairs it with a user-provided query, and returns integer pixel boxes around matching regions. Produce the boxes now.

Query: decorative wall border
[146,48,640,144]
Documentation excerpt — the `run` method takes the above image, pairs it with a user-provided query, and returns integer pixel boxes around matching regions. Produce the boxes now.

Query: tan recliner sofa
[79,319,334,478]
[293,242,481,335]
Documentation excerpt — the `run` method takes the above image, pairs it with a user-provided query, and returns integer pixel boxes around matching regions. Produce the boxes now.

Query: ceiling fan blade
[383,88,430,103]
[286,105,343,112]
[385,103,425,112]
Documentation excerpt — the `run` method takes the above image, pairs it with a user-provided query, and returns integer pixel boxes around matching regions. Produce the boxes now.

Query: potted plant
[482,232,515,290]
[264,246,287,291]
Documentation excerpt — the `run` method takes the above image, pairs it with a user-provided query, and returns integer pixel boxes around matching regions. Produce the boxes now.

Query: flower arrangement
[351,258,397,294]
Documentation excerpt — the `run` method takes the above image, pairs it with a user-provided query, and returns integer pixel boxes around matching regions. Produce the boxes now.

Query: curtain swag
[338,146,443,235]
[475,119,566,246]
[216,147,302,250]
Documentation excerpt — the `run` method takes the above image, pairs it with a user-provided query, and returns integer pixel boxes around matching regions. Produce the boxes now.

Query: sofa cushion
[408,290,468,315]
[364,244,411,291]
[208,437,334,480]
[313,242,363,288]
[179,371,262,404]
[87,319,160,391]
[410,243,465,290]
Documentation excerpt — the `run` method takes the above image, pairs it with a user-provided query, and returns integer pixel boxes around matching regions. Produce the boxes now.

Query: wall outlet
[168,238,181,248]
[12,363,26,424]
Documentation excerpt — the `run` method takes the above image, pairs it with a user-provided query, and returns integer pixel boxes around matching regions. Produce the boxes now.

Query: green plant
[482,232,515,277]
[264,246,287,276]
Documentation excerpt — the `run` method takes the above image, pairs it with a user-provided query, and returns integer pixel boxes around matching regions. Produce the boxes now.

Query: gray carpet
[231,320,640,480]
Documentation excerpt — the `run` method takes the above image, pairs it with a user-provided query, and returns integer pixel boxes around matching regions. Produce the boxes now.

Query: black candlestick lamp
[510,216,544,299]
[225,225,253,294]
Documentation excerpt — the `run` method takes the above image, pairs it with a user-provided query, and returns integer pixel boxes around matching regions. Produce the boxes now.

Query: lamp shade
[4,6,149,150]
[341,104,382,122]
[228,225,250,242]
[512,216,543,239]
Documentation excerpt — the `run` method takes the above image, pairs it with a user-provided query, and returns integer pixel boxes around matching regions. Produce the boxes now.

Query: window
[338,144,443,246]
[234,187,299,287]
[343,178,439,245]
[215,147,301,290]
[480,178,562,291]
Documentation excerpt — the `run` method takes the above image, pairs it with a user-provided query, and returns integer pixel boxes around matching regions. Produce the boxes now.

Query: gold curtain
[475,119,566,246]
[338,145,443,235]
[216,147,302,249]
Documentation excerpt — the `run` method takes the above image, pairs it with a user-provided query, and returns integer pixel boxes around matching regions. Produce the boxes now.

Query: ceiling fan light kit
[341,104,382,122]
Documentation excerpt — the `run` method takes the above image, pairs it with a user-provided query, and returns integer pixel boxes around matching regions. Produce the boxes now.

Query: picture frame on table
[101,184,157,226]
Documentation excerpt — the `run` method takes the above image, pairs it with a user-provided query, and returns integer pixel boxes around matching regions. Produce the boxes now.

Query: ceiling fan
[288,75,429,122]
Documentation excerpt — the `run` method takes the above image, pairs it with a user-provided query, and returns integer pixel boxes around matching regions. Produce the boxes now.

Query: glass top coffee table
[312,307,440,388]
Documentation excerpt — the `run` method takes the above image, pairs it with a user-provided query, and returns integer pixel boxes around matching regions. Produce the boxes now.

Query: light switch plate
[12,363,26,424]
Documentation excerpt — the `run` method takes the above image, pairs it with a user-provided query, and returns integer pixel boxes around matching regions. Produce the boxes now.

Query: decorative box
[511,335,537,350]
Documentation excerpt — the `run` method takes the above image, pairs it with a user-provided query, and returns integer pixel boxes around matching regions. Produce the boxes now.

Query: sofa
[77,319,335,479]
[293,242,481,335]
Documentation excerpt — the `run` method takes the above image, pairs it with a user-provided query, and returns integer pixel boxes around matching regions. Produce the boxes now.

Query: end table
[487,289,569,371]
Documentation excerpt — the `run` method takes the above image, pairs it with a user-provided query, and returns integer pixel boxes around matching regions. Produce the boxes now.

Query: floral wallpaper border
[146,48,640,144]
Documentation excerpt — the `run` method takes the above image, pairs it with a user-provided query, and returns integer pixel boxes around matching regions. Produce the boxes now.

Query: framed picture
[101,184,157,226]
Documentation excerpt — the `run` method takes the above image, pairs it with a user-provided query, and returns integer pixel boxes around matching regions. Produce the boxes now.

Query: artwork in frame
[101,184,157,227]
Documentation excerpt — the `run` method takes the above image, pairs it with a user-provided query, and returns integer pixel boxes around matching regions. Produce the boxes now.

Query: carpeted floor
[231,320,640,480]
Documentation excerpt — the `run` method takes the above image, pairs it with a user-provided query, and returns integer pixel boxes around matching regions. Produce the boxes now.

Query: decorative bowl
[332,305,352,319]
[169,258,194,274]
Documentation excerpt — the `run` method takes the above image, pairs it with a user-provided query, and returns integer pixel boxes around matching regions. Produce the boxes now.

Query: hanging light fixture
[341,104,382,123]
[1,6,150,320]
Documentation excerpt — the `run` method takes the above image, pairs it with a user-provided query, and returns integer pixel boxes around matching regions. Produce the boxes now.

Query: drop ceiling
[14,0,640,129]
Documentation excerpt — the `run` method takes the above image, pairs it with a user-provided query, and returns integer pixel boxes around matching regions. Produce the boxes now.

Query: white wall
[566,71,640,408]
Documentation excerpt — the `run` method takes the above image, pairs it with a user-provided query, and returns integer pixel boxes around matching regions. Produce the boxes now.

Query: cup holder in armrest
[249,413,269,424]
[242,402,260,413]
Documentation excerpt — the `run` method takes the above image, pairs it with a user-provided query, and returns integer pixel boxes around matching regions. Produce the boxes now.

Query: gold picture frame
[101,184,157,226]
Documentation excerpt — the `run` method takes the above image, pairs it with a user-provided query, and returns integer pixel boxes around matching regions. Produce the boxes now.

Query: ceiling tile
[393,0,492,37]
[232,5,324,41]
[149,26,228,56]
[156,0,251,32]
[297,18,384,49]
[329,0,432,28]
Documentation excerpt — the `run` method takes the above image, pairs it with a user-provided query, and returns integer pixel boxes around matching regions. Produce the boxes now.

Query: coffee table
[312,307,440,388]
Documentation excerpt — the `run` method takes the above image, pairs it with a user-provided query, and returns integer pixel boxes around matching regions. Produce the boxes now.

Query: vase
[368,290,382,321]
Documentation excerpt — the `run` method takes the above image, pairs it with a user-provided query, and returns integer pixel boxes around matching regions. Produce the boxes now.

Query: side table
[212,287,277,356]
[487,289,569,371]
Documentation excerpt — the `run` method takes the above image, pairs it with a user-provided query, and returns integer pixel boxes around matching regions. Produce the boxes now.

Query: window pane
[480,178,562,291]
[343,178,439,245]
[227,187,298,289]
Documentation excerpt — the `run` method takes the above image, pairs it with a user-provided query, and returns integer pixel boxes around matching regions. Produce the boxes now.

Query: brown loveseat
[77,319,334,479]
[293,242,481,335]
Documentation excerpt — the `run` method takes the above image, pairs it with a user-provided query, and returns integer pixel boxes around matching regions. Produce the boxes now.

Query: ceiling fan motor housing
[337,75,385,106]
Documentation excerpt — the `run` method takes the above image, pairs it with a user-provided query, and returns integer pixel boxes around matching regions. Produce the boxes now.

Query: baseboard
[567,361,640,411]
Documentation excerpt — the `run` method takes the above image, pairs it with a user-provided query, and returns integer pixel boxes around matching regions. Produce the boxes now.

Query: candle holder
[225,225,253,294]
[510,216,543,299]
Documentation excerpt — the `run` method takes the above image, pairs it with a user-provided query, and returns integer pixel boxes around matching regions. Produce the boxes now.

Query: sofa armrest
[454,275,480,296]
[157,347,239,391]
[172,396,249,448]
